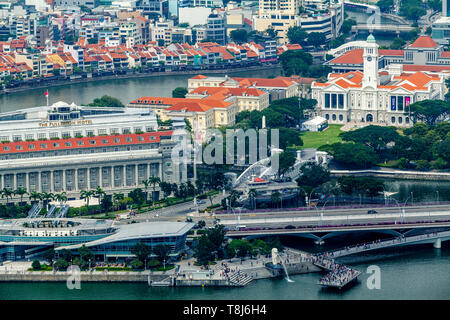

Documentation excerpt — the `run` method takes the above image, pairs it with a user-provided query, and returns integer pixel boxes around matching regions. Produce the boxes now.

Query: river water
[0,244,448,300]
[0,68,282,113]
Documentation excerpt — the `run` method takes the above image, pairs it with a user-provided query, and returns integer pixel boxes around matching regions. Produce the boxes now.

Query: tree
[113,192,124,210]
[153,244,171,263]
[247,188,258,210]
[78,245,94,268]
[131,259,144,270]
[172,87,188,98]
[80,190,94,214]
[128,188,146,209]
[195,235,215,266]
[408,100,450,126]
[270,191,281,208]
[296,163,330,190]
[148,177,161,203]
[266,27,277,38]
[40,192,54,210]
[1,188,14,205]
[307,32,326,47]
[14,187,28,204]
[230,29,248,43]
[54,258,69,270]
[29,191,41,205]
[390,37,406,50]
[326,143,379,169]
[54,192,68,207]
[32,260,41,270]
[131,242,151,264]
[206,224,227,252]
[42,249,55,264]
[278,151,296,178]
[88,95,124,107]
[377,0,394,12]
[340,125,400,152]
[93,186,105,207]
[287,26,308,45]
[159,181,172,198]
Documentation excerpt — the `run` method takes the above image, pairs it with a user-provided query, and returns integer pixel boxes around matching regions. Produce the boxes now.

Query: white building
[311,35,445,127]
[0,101,158,142]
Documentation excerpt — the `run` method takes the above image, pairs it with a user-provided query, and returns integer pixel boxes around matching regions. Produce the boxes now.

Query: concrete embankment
[0,64,281,95]
[330,169,450,181]
[0,271,170,282]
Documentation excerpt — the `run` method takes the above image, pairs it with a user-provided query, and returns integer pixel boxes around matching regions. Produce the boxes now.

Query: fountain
[271,248,294,282]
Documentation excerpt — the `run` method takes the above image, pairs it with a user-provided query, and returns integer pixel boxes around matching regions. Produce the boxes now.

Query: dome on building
[367,34,376,43]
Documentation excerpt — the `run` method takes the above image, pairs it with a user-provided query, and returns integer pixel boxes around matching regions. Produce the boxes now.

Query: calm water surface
[0,244,448,300]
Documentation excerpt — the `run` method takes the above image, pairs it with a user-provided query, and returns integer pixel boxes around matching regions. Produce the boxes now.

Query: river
[0,68,282,113]
[0,243,448,300]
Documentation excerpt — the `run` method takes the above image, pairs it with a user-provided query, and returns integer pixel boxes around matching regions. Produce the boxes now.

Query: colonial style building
[327,36,450,73]
[0,104,187,199]
[311,35,445,127]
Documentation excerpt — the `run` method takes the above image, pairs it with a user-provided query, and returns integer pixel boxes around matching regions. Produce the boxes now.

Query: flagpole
[46,90,49,107]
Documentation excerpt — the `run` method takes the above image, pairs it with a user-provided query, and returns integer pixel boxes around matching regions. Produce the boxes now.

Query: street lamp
[436,190,439,203]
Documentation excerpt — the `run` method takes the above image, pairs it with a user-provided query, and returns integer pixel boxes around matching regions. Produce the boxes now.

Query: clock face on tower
[367,56,372,62]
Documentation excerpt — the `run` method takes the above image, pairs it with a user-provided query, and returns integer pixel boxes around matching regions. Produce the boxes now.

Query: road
[218,204,450,230]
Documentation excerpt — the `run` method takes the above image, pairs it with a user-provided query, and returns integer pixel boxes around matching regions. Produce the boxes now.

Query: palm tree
[54,192,68,207]
[29,191,41,205]
[143,179,150,203]
[248,189,258,210]
[1,188,14,205]
[113,192,124,210]
[271,192,281,209]
[93,186,105,206]
[14,187,28,204]
[148,177,161,203]
[80,190,95,214]
[40,192,55,211]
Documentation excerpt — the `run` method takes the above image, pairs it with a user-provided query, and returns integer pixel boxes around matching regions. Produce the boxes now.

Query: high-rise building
[432,0,450,44]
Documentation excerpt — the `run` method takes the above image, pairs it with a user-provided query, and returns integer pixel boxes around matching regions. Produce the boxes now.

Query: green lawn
[298,124,343,150]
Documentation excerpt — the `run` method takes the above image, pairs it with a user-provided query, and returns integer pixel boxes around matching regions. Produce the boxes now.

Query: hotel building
[0,102,186,199]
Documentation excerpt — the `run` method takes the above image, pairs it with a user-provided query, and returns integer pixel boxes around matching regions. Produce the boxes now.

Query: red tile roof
[410,36,438,48]
[0,131,172,154]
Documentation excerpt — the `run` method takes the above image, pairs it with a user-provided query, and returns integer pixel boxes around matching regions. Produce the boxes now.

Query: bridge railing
[321,231,450,258]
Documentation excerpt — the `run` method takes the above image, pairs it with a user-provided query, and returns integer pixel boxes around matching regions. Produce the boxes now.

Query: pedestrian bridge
[352,24,415,33]
[322,230,450,259]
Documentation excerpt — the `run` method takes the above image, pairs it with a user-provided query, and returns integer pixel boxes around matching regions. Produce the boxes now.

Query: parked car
[368,210,377,214]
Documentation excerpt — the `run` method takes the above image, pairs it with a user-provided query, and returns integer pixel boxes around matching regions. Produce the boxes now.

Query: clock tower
[362,34,379,88]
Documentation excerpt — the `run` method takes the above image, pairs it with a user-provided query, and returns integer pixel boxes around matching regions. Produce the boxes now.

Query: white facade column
[75,169,79,191]
[50,171,54,192]
[99,167,103,188]
[38,172,42,193]
[87,167,91,190]
[135,164,139,186]
[110,166,114,189]
[13,173,17,190]
[122,166,126,187]
[62,170,66,192]
[25,172,30,191]
[159,162,163,181]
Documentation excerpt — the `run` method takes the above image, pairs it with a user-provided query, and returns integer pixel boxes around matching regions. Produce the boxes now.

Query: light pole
[436,190,439,203]
[388,197,402,224]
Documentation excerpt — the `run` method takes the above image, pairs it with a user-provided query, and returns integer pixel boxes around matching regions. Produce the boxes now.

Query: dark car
[368,210,377,214]
[284,225,296,229]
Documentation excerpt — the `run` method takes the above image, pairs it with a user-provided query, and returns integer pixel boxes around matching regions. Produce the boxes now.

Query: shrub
[32,260,41,270]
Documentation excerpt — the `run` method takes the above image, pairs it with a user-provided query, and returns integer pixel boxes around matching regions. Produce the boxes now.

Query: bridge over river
[223,205,450,244]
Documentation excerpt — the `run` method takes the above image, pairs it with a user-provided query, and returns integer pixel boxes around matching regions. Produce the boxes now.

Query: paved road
[219,205,450,229]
